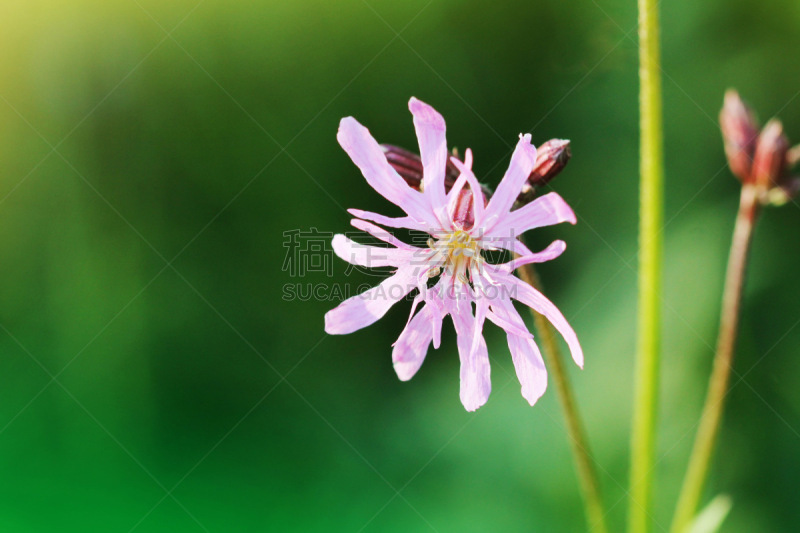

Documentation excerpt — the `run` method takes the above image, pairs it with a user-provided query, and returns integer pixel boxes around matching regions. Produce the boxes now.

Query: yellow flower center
[428,229,483,283]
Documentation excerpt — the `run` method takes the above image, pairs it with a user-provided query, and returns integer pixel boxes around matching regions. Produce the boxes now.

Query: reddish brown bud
[516,139,571,205]
[752,119,790,189]
[381,144,494,201]
[381,144,461,191]
[720,90,799,205]
[720,90,760,181]
[381,144,423,188]
[528,138,571,189]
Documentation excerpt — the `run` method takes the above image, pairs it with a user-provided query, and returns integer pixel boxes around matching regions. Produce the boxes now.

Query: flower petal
[331,234,414,268]
[455,316,491,412]
[409,98,448,223]
[491,269,584,368]
[472,297,488,356]
[324,266,418,335]
[449,155,486,227]
[482,235,532,255]
[446,284,491,411]
[483,134,537,230]
[484,308,533,338]
[485,192,576,243]
[392,303,441,381]
[338,117,435,225]
[348,208,427,232]
[350,218,416,250]
[426,283,447,349]
[497,240,567,272]
[490,297,548,406]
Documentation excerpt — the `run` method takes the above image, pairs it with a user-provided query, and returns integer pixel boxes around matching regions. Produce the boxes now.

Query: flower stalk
[669,90,799,532]
[669,185,759,533]
[517,259,609,533]
[629,0,664,530]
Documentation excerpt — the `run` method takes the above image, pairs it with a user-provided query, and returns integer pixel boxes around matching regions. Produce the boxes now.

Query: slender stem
[669,185,760,533]
[517,260,609,533]
[629,0,664,530]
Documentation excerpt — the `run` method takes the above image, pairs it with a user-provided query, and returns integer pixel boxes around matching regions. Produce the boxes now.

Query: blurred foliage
[0,0,799,531]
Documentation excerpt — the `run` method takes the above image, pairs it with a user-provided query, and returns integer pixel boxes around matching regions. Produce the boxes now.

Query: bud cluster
[720,90,800,205]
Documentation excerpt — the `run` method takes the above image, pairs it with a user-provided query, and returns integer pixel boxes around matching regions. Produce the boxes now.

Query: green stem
[629,0,664,530]
[669,185,759,533]
[517,261,609,533]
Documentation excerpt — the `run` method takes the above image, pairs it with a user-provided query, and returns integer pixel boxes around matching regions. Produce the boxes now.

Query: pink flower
[324,97,583,411]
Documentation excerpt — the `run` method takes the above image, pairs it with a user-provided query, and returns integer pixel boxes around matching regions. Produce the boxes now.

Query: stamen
[427,229,483,287]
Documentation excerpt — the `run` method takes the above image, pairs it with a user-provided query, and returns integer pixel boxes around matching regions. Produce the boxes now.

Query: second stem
[670,185,760,532]
[517,259,608,533]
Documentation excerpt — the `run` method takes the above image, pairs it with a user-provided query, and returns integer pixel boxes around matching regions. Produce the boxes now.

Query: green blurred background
[1,0,799,531]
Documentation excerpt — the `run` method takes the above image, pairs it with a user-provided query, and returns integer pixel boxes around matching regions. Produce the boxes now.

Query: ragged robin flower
[324,97,582,411]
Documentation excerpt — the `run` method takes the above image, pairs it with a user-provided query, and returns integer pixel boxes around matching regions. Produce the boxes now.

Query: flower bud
[382,144,492,197]
[720,90,760,182]
[516,139,571,205]
[382,144,462,191]
[381,144,425,189]
[529,139,571,188]
[752,119,790,189]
